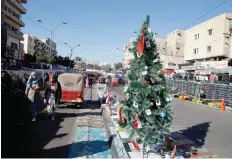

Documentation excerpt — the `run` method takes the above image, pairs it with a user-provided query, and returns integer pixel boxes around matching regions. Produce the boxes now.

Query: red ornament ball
[143,81,149,86]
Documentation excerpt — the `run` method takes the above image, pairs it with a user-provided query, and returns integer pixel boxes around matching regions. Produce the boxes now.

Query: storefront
[181,60,228,71]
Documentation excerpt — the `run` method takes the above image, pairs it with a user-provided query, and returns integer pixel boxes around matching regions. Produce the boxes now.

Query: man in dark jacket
[44,72,61,120]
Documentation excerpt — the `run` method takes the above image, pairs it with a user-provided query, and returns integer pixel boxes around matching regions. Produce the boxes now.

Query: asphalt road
[110,86,232,158]
[3,86,232,158]
[2,87,100,158]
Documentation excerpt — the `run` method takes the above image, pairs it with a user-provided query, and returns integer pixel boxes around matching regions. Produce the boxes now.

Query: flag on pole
[136,30,145,54]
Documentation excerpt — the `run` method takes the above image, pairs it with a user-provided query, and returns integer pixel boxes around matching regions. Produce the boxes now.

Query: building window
[12,12,20,19]
[7,7,11,14]
[194,34,199,40]
[168,62,176,66]
[11,42,18,50]
[208,29,212,35]
[4,22,11,30]
[193,48,199,54]
[207,46,211,52]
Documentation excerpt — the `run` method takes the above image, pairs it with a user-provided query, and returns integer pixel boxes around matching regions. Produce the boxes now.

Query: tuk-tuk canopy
[58,73,84,91]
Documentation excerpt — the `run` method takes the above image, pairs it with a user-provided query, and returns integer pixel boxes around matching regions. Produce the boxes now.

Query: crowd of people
[165,71,232,85]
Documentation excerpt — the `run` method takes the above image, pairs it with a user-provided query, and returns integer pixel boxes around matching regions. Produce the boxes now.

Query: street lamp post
[36,19,67,62]
[64,43,80,68]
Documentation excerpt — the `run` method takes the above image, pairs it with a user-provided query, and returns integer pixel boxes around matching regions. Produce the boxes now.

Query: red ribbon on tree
[119,107,123,122]
[133,114,139,129]
[136,30,145,54]
[133,120,138,129]
[132,141,140,151]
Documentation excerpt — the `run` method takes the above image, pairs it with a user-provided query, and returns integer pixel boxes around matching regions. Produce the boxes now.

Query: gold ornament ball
[157,70,163,77]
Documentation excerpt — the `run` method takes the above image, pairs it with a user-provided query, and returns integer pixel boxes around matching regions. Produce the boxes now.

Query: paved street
[3,87,102,158]
[3,86,232,158]
[110,86,232,158]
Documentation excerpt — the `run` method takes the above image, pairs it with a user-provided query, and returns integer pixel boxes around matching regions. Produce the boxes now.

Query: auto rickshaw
[111,77,119,86]
[58,73,84,108]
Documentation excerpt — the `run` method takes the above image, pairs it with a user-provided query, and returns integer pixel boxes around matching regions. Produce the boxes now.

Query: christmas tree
[119,15,173,146]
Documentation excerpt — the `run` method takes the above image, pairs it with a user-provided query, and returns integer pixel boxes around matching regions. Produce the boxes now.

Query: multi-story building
[184,13,232,62]
[123,32,185,70]
[123,39,135,69]
[1,0,27,60]
[166,30,185,57]
[155,37,167,55]
[41,38,57,50]
[181,13,232,70]
[23,34,58,58]
[154,30,185,69]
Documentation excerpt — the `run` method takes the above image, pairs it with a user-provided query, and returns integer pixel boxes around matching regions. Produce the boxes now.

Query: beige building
[154,30,185,69]
[166,30,185,57]
[155,37,167,55]
[123,39,135,69]
[23,34,58,58]
[123,33,185,70]
[184,13,232,62]
[1,0,27,60]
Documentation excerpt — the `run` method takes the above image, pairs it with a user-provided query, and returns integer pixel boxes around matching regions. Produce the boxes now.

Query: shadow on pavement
[173,122,211,147]
[2,111,78,158]
[35,140,110,158]
[2,98,102,158]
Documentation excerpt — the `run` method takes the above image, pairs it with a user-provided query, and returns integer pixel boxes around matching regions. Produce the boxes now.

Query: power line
[23,14,50,32]
[33,0,65,21]
[182,0,229,29]
[23,15,67,44]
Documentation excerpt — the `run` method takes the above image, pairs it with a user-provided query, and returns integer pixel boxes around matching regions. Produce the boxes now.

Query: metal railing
[167,80,232,108]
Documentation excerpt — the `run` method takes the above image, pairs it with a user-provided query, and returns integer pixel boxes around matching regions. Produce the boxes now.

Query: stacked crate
[166,80,232,108]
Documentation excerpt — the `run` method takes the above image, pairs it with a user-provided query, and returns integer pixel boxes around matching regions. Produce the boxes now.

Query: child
[44,73,61,120]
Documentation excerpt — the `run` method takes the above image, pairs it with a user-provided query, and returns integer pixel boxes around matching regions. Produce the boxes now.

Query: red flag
[171,145,177,158]
[119,107,123,122]
[136,31,145,54]
[132,141,140,151]
[133,114,140,129]
[133,119,138,129]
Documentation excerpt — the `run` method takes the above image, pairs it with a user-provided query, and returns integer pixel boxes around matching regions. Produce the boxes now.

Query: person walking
[210,72,216,83]
[44,72,61,120]
[25,72,40,122]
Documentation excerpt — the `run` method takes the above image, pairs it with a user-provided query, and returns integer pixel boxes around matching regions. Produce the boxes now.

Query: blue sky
[22,0,232,63]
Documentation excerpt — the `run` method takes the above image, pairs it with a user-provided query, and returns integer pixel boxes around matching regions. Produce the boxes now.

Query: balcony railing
[7,29,23,40]
[3,10,25,27]
[9,0,26,14]
[5,46,16,58]
[18,0,27,3]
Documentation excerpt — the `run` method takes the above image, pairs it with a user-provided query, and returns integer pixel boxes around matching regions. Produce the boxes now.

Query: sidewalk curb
[101,104,129,158]
[172,94,232,113]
